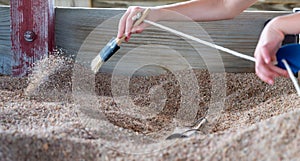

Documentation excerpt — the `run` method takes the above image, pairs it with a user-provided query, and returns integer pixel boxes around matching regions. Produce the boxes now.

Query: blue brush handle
[276,43,300,76]
[100,37,120,62]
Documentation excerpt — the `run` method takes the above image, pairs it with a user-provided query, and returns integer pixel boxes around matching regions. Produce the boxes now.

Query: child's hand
[254,18,289,84]
[117,7,154,42]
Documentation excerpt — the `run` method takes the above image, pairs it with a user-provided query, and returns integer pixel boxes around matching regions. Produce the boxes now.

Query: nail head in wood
[24,31,36,42]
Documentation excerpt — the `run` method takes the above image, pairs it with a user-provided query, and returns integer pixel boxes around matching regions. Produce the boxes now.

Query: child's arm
[254,13,300,84]
[117,0,257,40]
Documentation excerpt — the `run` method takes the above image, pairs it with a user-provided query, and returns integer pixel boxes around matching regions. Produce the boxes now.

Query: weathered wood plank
[56,8,290,74]
[10,0,55,76]
[0,6,11,75]
[55,8,125,57]
[250,1,300,11]
[0,7,293,75]
[260,0,299,3]
[55,0,92,7]
[90,0,300,11]
[91,0,300,8]
[0,1,8,5]
[91,0,183,8]
[1,0,300,10]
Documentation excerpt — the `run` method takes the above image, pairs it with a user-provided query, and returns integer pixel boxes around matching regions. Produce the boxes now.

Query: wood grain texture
[0,6,11,75]
[1,0,300,10]
[91,0,300,11]
[0,7,292,75]
[91,0,183,8]
[56,8,290,74]
[10,0,55,76]
[55,0,92,7]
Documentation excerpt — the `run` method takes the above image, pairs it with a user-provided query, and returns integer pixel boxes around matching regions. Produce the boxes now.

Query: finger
[125,33,131,42]
[256,67,276,85]
[131,23,147,34]
[255,56,277,84]
[125,7,143,38]
[118,9,131,38]
[268,63,289,78]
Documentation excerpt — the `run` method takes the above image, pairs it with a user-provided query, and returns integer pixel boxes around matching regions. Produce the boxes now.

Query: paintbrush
[91,8,151,74]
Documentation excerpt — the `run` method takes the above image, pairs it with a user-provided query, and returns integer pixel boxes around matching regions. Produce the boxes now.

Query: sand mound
[0,55,300,160]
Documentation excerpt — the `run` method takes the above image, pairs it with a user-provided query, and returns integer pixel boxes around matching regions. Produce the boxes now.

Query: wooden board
[10,0,55,76]
[55,0,92,7]
[91,0,183,8]
[55,8,290,74]
[91,0,300,11]
[0,7,292,75]
[0,6,11,74]
[1,0,300,10]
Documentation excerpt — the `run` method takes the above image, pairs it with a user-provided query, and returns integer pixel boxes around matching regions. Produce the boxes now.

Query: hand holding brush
[90,8,151,74]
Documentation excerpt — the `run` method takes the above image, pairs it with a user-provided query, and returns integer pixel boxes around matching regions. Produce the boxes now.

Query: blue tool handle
[100,37,120,62]
[276,43,300,76]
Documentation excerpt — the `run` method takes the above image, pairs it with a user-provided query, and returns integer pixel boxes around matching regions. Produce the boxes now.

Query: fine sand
[1,55,300,160]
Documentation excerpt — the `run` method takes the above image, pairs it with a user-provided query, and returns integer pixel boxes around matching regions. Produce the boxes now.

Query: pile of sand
[0,55,300,160]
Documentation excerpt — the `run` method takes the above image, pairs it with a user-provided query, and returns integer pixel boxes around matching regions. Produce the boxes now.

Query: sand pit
[1,55,300,160]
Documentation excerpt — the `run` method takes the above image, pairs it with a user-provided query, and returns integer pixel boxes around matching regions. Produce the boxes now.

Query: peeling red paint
[10,0,55,77]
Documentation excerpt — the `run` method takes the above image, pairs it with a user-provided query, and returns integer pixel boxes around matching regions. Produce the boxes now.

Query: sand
[1,55,300,160]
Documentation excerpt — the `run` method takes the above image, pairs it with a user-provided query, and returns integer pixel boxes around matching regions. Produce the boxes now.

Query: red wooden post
[10,0,55,77]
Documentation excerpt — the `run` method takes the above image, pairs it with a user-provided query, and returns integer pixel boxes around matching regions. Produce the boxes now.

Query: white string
[282,59,300,96]
[144,20,256,62]
[144,20,300,96]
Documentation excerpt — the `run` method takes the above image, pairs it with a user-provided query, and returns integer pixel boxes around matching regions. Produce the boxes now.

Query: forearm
[149,0,257,21]
[270,12,300,36]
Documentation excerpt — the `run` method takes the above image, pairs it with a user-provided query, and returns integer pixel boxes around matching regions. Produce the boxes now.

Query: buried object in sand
[166,117,208,140]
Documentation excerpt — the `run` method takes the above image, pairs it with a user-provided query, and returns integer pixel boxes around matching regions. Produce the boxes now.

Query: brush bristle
[91,55,103,74]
